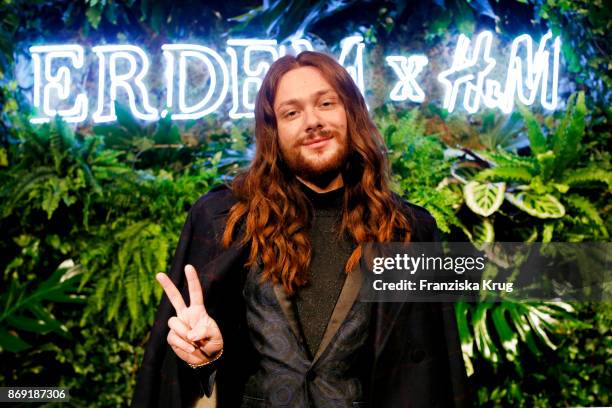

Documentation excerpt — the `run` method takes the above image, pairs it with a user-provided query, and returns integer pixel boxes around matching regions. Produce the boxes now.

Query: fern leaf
[561,167,612,189]
[477,150,538,171]
[2,167,56,216]
[107,289,123,322]
[517,103,547,154]
[139,246,152,307]
[564,194,609,238]
[535,150,556,181]
[553,92,586,174]
[125,269,140,321]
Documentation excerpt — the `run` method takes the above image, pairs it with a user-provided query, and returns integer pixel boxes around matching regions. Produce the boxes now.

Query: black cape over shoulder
[132,185,470,407]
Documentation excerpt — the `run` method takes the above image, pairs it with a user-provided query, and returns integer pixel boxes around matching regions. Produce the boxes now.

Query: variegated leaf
[505,191,565,219]
[464,181,505,217]
[472,218,495,244]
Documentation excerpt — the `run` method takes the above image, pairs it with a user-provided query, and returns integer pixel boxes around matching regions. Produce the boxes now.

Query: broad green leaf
[464,181,505,217]
[451,162,481,184]
[505,191,565,218]
[542,223,554,243]
[472,303,499,363]
[0,259,83,352]
[5,315,53,333]
[491,305,519,361]
[472,218,495,244]
[475,166,533,183]
[0,327,30,353]
[526,307,559,350]
[507,303,542,356]
[455,302,475,376]
[29,304,67,336]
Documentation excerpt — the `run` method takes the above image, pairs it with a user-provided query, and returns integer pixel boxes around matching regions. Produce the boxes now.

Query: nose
[304,107,323,134]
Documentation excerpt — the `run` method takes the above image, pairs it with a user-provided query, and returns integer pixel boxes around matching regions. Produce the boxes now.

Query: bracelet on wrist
[187,348,223,369]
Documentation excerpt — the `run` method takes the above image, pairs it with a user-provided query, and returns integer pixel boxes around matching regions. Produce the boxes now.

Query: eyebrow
[274,89,337,111]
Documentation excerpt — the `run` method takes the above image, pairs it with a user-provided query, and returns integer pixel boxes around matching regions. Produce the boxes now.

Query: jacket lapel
[272,265,364,364]
[272,283,304,347]
[270,249,411,364]
[312,265,363,363]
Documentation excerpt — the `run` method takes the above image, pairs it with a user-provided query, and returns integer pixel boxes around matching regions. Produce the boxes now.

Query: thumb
[188,315,216,342]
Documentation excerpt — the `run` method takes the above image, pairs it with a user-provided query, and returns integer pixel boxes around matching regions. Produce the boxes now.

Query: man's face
[273,66,349,182]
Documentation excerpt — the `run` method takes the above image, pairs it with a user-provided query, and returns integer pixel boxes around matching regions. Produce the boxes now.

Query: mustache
[295,129,334,146]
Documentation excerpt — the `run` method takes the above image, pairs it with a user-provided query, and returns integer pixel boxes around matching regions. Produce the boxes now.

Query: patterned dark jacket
[131,185,470,408]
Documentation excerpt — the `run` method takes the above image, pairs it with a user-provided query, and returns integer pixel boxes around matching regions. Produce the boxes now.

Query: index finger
[185,264,204,308]
[156,273,187,313]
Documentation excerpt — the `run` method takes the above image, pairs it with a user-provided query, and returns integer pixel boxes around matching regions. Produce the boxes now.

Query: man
[132,51,469,407]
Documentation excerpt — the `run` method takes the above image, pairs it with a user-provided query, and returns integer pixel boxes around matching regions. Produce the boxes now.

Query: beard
[280,130,349,186]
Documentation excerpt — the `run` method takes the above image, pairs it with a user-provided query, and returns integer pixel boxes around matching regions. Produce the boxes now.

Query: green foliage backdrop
[0,1,610,406]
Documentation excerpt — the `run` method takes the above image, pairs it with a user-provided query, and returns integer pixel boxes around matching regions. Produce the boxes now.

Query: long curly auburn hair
[222,51,413,295]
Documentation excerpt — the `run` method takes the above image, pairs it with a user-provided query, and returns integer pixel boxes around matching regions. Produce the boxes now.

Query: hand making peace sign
[156,264,224,366]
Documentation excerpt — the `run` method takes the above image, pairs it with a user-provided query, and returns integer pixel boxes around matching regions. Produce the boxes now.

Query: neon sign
[27,32,561,124]
[385,55,428,103]
[92,45,159,122]
[162,44,230,121]
[30,45,88,124]
[437,31,560,113]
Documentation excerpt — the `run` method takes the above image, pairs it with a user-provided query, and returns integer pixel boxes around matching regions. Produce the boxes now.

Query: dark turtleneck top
[294,183,354,358]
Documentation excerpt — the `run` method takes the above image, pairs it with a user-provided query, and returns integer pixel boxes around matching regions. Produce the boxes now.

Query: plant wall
[0,1,610,406]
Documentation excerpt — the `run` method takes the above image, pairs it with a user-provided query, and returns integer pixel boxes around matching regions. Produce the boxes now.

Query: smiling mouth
[302,134,333,147]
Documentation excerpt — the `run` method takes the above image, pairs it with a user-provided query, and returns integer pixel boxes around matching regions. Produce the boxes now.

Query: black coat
[132,185,470,407]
